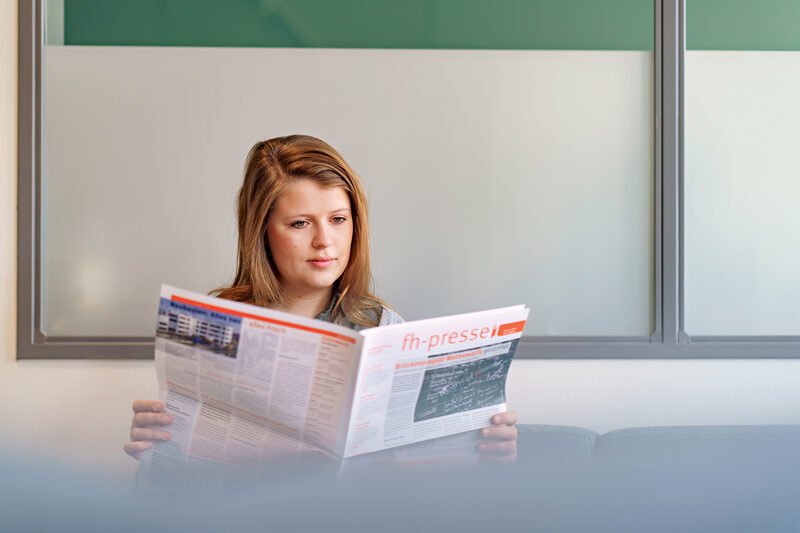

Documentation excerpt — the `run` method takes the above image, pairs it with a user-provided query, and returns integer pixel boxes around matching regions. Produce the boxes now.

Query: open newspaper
[141,285,529,478]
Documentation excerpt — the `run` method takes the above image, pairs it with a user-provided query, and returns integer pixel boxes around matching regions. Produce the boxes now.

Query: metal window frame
[17,0,153,358]
[519,0,800,358]
[17,0,800,359]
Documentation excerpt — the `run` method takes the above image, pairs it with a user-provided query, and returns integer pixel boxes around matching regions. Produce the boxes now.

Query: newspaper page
[138,285,362,487]
[341,305,529,457]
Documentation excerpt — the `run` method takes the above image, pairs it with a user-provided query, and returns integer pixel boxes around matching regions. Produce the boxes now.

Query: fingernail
[478,443,488,452]
[482,428,490,437]
[161,414,173,424]
[154,403,165,412]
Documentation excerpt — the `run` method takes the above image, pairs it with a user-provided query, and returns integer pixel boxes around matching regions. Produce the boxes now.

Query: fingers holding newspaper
[123,399,173,460]
[478,411,518,462]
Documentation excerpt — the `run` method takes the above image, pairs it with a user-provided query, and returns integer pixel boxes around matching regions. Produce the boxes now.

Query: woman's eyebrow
[283,207,351,219]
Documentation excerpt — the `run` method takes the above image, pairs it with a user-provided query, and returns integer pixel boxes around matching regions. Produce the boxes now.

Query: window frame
[17,0,800,359]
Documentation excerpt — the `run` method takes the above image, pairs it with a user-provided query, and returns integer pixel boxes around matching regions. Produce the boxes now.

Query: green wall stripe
[63,0,654,51]
[687,0,800,51]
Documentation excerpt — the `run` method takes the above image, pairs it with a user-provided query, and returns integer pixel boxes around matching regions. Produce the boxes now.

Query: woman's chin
[286,274,343,295]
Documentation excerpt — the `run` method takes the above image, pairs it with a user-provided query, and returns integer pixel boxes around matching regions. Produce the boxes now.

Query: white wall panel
[685,51,800,335]
[43,47,653,337]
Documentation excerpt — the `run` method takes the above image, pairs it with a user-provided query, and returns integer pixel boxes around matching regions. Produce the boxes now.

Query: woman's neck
[271,286,333,319]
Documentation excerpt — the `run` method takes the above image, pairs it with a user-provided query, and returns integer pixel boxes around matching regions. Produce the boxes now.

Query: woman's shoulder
[329,301,403,331]
[351,304,404,329]
[378,306,404,326]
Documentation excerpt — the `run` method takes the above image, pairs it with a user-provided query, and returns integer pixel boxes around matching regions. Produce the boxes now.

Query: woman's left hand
[477,410,518,462]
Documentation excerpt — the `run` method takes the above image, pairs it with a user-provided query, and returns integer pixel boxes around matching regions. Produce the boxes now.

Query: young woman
[124,135,518,460]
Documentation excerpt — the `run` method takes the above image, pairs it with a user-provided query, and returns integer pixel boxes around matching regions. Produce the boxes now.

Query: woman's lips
[308,258,335,268]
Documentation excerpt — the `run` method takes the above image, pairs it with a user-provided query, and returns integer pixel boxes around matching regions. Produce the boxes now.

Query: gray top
[376,306,405,327]
[315,297,404,331]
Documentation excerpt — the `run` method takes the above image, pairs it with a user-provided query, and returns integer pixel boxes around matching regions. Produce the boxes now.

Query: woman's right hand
[123,399,174,460]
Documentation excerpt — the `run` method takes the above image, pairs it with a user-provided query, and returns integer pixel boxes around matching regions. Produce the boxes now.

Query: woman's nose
[312,225,333,248]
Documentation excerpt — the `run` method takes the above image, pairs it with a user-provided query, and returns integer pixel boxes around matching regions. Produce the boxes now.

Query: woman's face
[266,179,353,299]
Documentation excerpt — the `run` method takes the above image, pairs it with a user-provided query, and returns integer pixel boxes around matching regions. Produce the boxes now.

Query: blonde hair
[213,135,384,327]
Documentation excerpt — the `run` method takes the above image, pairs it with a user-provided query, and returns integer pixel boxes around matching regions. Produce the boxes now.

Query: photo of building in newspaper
[156,297,241,358]
[413,339,517,422]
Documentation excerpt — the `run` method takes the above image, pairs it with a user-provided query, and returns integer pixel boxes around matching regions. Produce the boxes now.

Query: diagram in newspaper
[139,285,528,482]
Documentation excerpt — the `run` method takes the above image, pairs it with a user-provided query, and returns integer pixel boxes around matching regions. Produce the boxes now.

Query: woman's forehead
[273,179,351,213]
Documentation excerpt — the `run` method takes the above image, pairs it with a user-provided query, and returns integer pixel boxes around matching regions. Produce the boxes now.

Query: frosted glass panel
[42,47,653,337]
[684,52,800,335]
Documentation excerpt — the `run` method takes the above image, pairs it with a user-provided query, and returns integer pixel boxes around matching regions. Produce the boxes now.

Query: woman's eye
[291,220,308,228]
[331,216,347,224]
